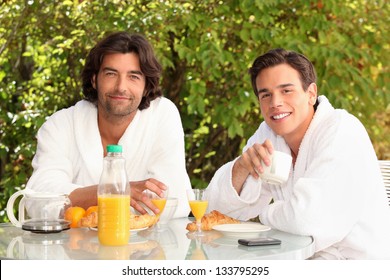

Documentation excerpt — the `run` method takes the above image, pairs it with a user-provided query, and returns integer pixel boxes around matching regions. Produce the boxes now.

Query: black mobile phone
[238,237,281,246]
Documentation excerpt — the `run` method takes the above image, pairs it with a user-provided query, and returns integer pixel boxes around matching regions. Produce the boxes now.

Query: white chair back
[378,160,390,206]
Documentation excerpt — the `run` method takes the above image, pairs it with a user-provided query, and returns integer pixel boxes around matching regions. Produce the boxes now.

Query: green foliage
[1,0,389,222]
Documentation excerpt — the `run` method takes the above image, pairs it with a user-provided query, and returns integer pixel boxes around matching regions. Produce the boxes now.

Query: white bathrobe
[26,97,191,218]
[206,96,390,259]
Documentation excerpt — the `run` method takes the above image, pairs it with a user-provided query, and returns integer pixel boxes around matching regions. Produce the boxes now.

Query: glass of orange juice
[187,189,208,236]
[144,187,168,231]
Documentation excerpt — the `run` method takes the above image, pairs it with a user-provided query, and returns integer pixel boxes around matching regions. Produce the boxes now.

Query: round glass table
[0,218,315,260]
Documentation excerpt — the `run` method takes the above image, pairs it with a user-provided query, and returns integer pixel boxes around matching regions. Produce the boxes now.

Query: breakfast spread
[71,206,239,231]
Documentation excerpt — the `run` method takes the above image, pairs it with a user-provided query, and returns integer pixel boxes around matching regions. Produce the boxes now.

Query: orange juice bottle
[98,145,131,246]
[98,195,130,245]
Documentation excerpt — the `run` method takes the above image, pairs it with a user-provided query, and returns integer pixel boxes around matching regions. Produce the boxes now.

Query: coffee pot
[6,189,71,233]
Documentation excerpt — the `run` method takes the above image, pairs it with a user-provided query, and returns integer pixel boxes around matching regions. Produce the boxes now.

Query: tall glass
[187,189,208,236]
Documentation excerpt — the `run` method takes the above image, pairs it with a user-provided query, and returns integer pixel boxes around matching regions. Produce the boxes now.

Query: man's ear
[307,83,317,105]
[91,75,96,89]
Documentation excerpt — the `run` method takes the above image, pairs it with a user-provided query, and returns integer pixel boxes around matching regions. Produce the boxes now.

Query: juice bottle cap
[106,145,122,153]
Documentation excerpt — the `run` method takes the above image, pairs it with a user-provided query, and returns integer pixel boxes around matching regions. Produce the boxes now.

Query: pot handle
[6,190,25,227]
[7,236,24,259]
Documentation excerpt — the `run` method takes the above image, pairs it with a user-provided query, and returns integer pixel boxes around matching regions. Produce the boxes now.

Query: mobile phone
[238,237,281,246]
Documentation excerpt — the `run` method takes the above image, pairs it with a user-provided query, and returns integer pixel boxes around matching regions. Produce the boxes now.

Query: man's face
[92,52,146,120]
[255,63,317,143]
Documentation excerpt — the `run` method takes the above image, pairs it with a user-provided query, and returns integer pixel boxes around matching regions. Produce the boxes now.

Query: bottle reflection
[98,244,131,260]
[63,227,169,260]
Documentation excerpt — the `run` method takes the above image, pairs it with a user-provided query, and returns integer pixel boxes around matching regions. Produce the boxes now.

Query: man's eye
[105,72,116,77]
[130,75,140,80]
[260,93,271,99]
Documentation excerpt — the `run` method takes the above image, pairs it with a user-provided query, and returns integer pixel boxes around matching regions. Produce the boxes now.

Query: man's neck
[97,110,136,152]
[284,108,315,165]
[286,137,300,165]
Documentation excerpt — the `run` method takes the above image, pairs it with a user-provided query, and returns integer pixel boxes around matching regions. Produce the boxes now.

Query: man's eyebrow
[257,88,269,94]
[257,83,295,94]
[102,67,117,72]
[129,70,144,76]
[277,83,295,88]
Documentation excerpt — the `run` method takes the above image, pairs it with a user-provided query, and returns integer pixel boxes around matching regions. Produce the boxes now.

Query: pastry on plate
[79,210,157,229]
[186,210,240,231]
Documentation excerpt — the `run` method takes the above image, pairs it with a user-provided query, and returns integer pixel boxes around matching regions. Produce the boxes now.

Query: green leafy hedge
[1,0,389,222]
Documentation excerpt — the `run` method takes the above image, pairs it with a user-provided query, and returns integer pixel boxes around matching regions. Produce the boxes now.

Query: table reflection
[2,220,186,260]
[0,218,314,260]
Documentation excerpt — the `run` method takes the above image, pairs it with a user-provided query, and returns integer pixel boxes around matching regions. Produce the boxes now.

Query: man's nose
[270,93,283,108]
[115,75,127,93]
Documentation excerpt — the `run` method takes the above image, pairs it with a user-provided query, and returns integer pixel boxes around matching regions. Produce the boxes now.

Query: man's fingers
[143,179,167,197]
[141,194,160,215]
[130,200,147,215]
[263,139,274,155]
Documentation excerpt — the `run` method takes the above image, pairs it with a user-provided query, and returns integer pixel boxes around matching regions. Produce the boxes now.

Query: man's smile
[271,112,291,120]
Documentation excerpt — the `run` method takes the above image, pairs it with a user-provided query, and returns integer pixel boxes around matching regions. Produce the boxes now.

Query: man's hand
[69,178,167,215]
[130,178,167,215]
[232,139,274,194]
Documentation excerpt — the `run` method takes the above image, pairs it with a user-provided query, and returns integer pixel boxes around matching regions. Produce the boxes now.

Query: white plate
[89,226,148,235]
[130,227,148,234]
[212,223,271,237]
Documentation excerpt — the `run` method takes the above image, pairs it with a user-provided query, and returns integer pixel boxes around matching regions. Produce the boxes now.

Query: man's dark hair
[82,31,162,110]
[249,48,317,96]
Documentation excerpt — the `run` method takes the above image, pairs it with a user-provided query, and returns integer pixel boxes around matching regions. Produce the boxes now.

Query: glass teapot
[6,189,71,233]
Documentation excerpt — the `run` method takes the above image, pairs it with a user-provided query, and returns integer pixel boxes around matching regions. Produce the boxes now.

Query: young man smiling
[205,48,390,259]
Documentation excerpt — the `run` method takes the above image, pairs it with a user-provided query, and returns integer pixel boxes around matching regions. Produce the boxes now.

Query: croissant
[129,214,158,229]
[186,210,240,231]
[79,211,98,228]
[79,211,157,229]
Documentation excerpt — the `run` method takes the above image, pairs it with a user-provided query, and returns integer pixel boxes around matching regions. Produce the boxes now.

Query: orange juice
[152,198,167,214]
[189,200,208,221]
[98,194,130,246]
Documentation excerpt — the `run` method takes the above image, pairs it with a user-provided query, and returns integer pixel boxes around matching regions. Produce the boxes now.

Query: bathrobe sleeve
[26,106,84,194]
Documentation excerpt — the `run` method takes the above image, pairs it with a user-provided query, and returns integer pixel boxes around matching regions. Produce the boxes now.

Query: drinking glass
[144,187,168,231]
[187,189,208,236]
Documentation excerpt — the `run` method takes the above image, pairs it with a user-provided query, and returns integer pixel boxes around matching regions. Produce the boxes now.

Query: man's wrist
[232,158,250,195]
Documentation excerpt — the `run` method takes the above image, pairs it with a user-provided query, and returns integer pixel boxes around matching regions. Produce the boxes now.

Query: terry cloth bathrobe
[26,97,191,218]
[205,95,390,259]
